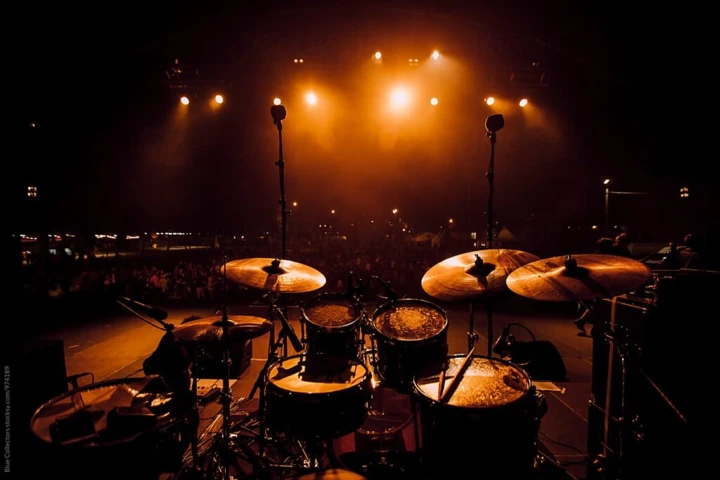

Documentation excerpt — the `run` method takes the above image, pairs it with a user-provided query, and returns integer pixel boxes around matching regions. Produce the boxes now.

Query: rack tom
[302,292,364,360]
[371,298,448,391]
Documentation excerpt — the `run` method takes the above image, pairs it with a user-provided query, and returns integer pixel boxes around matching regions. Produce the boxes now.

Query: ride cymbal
[422,249,541,302]
[173,315,272,344]
[506,254,652,302]
[224,257,326,293]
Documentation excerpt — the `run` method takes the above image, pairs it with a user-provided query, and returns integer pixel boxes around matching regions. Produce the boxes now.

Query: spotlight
[390,88,410,109]
[374,51,382,60]
[214,94,224,104]
[180,96,190,105]
[305,92,317,105]
[430,97,439,106]
[273,97,282,106]
[432,50,440,60]
[519,98,529,107]
[485,97,495,106]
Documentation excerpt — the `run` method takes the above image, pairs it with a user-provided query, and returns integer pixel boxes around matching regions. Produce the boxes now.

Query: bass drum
[265,354,373,439]
[413,355,547,479]
[29,375,195,480]
[301,292,364,360]
[371,299,448,391]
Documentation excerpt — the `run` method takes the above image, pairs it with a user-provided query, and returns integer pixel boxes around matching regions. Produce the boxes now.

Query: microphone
[492,324,513,355]
[485,114,505,133]
[277,311,304,352]
[373,276,400,301]
[117,297,169,322]
[271,104,287,125]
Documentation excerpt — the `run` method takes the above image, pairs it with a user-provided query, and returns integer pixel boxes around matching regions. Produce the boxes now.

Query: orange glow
[432,50,440,60]
[519,98,528,107]
[485,97,495,106]
[430,97,439,106]
[180,96,189,105]
[374,51,382,60]
[214,94,224,104]
[273,97,282,105]
[305,92,318,105]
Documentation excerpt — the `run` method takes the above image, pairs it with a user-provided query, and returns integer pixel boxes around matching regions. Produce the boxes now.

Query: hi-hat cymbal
[224,257,326,293]
[173,315,272,344]
[506,254,652,302]
[422,249,541,302]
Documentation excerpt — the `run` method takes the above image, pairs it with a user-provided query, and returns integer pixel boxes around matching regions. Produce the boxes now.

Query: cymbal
[224,257,326,293]
[422,249,541,301]
[506,254,652,302]
[173,315,272,344]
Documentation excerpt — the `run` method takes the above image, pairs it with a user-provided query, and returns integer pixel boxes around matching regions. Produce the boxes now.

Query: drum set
[27,248,661,479]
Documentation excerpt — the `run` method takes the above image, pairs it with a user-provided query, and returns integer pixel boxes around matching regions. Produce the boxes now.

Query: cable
[539,431,587,458]
[506,322,536,341]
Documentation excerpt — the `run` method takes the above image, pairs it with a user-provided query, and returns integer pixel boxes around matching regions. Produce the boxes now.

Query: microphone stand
[219,253,233,480]
[275,113,288,260]
[483,127,497,357]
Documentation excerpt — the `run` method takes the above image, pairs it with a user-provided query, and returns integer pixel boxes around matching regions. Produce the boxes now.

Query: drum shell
[413,355,545,478]
[371,299,449,390]
[302,293,363,360]
[265,354,373,439]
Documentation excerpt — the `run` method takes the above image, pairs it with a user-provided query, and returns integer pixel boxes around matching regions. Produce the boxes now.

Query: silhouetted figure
[612,233,632,257]
[662,241,684,269]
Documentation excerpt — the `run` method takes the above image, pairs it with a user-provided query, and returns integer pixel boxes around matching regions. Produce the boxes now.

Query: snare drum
[265,354,373,439]
[413,355,546,478]
[302,293,364,360]
[371,299,448,390]
[30,375,195,479]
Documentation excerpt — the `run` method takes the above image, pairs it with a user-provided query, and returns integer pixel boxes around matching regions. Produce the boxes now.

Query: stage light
[390,88,410,109]
[180,96,190,105]
[374,51,382,60]
[214,94,224,104]
[485,96,495,105]
[432,50,440,60]
[305,92,317,105]
[430,97,439,106]
[273,97,282,106]
[519,98,528,107]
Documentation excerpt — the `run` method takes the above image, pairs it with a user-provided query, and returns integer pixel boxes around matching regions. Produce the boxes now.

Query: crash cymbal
[506,254,652,302]
[224,257,326,293]
[422,249,541,302]
[173,315,272,344]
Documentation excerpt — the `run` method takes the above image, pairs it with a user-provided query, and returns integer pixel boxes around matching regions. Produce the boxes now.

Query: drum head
[372,299,447,341]
[268,355,368,394]
[303,294,359,329]
[415,356,529,408]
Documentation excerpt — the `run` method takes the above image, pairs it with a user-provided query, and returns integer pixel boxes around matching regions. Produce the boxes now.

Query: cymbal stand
[248,292,290,457]
[581,298,687,478]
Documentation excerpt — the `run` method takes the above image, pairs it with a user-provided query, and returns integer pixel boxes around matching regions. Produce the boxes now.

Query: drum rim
[411,354,531,409]
[301,292,363,329]
[371,297,449,342]
[267,353,370,394]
